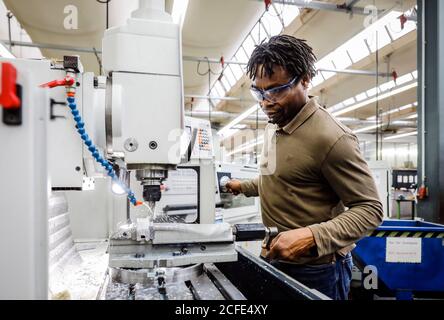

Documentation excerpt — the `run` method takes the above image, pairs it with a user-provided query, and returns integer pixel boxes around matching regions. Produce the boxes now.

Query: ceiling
[1,0,418,157]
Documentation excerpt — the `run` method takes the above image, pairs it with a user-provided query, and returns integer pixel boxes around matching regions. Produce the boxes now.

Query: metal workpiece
[112,221,235,243]
[136,218,153,241]
[109,222,238,268]
[152,223,234,244]
[108,241,237,268]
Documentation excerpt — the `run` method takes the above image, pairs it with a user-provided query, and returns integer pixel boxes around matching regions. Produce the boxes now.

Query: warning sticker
[386,237,422,263]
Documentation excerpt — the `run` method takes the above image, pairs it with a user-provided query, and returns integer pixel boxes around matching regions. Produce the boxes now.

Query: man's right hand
[225,179,242,195]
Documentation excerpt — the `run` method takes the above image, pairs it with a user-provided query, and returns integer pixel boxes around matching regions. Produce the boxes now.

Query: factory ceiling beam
[2,41,394,79]
[2,40,101,54]
[183,55,246,66]
[317,68,393,78]
[344,0,361,10]
[184,94,255,102]
[185,110,268,122]
[254,0,384,16]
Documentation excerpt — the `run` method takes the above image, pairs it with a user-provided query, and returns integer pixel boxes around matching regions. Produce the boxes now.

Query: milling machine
[0,0,329,300]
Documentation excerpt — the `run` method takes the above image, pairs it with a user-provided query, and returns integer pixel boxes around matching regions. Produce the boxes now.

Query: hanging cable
[96,0,111,29]
[196,57,219,76]
[6,11,13,51]
[196,57,221,124]
[93,47,103,75]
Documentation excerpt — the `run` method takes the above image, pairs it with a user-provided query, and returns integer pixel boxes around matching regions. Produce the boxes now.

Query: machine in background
[216,163,261,224]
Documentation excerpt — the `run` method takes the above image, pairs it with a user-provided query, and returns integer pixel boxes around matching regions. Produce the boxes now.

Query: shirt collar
[276,96,320,135]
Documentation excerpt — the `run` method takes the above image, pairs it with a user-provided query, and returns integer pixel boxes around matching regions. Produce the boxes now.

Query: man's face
[253,65,309,127]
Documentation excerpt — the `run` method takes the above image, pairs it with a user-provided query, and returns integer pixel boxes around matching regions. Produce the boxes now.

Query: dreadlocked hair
[246,35,317,81]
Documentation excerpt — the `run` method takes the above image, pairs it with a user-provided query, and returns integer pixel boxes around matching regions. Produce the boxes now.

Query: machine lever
[233,223,278,245]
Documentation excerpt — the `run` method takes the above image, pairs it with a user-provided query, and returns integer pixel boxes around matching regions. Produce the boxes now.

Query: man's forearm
[308,201,383,257]
[240,177,260,197]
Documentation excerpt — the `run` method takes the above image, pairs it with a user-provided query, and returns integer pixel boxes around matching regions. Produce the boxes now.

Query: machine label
[385,237,422,263]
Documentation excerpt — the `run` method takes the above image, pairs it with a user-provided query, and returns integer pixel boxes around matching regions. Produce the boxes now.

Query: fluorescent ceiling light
[0,41,15,59]
[227,134,264,156]
[353,124,382,134]
[383,131,417,141]
[217,104,260,138]
[332,82,418,117]
[367,102,417,120]
[172,0,189,27]
[312,9,416,90]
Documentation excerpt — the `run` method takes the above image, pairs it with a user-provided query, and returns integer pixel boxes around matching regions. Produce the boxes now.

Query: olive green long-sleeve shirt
[240,97,383,265]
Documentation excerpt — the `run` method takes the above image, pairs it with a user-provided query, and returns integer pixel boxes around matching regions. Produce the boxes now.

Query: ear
[301,74,311,89]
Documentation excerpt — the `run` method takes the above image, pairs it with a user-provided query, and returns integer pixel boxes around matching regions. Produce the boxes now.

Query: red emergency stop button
[0,62,21,109]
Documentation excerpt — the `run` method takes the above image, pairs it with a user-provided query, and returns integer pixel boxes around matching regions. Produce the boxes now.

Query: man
[226,35,383,300]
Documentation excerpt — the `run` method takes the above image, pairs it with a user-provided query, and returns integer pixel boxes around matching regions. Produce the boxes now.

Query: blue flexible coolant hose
[66,95,139,205]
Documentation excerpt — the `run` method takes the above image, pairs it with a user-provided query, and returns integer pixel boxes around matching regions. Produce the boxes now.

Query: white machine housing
[0,60,49,299]
[0,59,101,189]
[102,0,184,167]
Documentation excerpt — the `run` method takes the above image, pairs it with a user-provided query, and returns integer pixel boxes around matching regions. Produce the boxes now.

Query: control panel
[185,116,214,160]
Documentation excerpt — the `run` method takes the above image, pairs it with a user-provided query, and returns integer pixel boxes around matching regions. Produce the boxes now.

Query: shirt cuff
[308,224,326,257]
[240,180,258,197]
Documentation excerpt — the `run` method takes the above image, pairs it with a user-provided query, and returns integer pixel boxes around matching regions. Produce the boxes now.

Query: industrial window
[366,87,379,97]
[343,97,356,107]
[262,9,283,36]
[355,92,368,102]
[214,81,226,95]
[250,23,261,45]
[258,21,270,42]
[329,102,345,112]
[365,28,392,52]
[212,84,223,97]
[396,73,414,86]
[311,9,416,91]
[219,76,231,92]
[379,80,396,92]
[311,73,324,87]
[235,47,249,64]
[230,62,245,81]
[242,35,256,57]
[387,19,416,41]
[330,48,353,70]
[224,66,237,86]
[272,3,300,27]
[347,37,371,63]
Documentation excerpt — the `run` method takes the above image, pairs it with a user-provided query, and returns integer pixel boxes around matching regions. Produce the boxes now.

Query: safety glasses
[250,75,302,103]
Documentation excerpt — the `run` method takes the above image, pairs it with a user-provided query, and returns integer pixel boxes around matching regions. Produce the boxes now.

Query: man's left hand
[266,227,316,261]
